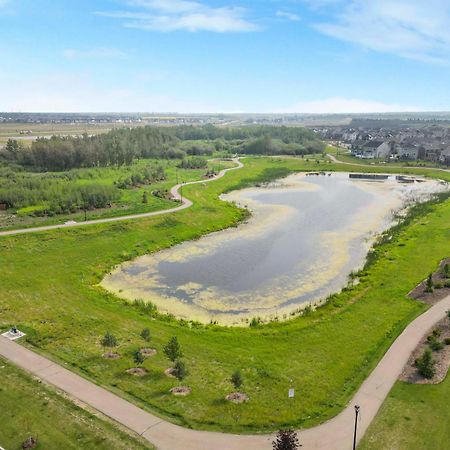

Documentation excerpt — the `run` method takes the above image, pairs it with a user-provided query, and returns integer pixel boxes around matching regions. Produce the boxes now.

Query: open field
[0,122,135,148]
[0,357,152,450]
[359,375,450,450]
[1,156,450,434]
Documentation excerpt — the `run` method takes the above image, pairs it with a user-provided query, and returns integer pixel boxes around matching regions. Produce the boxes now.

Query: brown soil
[126,367,148,377]
[22,437,38,449]
[225,392,249,404]
[400,317,450,384]
[102,352,120,359]
[140,348,157,357]
[170,386,191,396]
[164,367,176,378]
[409,258,450,304]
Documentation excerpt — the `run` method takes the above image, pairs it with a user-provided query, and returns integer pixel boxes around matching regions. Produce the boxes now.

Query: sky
[1,0,450,113]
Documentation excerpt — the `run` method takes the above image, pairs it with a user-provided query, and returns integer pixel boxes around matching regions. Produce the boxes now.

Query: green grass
[0,357,152,450]
[1,156,450,433]
[359,375,450,450]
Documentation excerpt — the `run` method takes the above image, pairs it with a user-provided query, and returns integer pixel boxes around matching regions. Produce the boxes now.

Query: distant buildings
[317,121,450,164]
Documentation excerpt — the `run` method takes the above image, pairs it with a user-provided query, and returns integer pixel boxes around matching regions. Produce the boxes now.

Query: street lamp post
[353,405,360,450]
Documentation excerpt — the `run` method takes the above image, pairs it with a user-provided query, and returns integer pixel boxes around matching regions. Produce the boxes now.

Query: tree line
[0,125,324,171]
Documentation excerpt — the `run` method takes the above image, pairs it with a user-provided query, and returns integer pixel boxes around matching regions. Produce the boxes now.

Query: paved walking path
[2,295,449,450]
[0,159,243,238]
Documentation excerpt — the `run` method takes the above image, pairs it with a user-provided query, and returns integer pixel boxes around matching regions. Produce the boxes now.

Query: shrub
[140,327,151,342]
[100,332,118,352]
[425,273,434,293]
[444,338,450,345]
[163,337,183,362]
[133,349,145,366]
[250,317,262,327]
[427,335,444,351]
[415,349,436,379]
[231,370,243,390]
[443,263,450,278]
[173,359,188,381]
[272,429,301,450]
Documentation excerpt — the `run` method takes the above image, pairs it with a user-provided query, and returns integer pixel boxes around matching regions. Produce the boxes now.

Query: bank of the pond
[1,157,450,433]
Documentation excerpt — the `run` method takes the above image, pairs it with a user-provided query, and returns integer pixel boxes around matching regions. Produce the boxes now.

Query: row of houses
[317,123,450,164]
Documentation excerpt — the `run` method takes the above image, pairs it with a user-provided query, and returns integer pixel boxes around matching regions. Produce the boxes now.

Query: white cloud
[276,10,301,22]
[98,0,259,33]
[305,0,450,63]
[277,97,421,114]
[62,47,127,60]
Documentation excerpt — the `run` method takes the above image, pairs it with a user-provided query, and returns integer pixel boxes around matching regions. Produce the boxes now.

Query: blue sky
[1,0,450,113]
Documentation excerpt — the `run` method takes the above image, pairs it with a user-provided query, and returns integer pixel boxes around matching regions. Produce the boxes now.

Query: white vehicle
[64,220,77,226]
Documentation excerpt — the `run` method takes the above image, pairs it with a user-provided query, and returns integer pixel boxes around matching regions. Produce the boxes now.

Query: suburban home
[352,140,390,159]
[439,147,450,165]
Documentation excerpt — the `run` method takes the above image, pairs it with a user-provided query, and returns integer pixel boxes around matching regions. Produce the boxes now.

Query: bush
[427,335,444,351]
[415,349,436,378]
[100,332,118,352]
[173,359,188,381]
[231,370,243,390]
[425,273,434,293]
[140,327,151,342]
[444,338,450,345]
[133,349,145,366]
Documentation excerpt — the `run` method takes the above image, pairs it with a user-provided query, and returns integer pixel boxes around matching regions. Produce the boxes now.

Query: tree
[425,273,434,293]
[416,349,436,379]
[101,332,118,354]
[272,429,301,450]
[173,359,188,381]
[133,349,145,366]
[140,327,151,342]
[163,337,183,362]
[231,370,243,390]
[142,191,148,204]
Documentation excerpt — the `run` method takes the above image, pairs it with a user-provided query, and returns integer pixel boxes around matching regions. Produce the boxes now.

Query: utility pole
[353,405,360,450]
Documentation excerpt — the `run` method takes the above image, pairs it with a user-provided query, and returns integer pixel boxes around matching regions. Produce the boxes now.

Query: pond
[101,172,446,325]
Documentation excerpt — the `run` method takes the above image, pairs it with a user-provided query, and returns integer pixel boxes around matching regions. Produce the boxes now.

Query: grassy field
[359,375,450,450]
[0,357,151,450]
[1,156,450,433]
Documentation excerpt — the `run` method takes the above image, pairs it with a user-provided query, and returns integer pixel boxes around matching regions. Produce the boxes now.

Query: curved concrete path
[0,159,243,238]
[1,295,449,450]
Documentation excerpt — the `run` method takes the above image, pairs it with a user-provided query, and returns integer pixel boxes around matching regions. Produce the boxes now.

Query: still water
[102,173,445,325]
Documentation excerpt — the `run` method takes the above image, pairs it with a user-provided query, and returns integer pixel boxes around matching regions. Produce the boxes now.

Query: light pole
[180,182,183,204]
[353,405,360,450]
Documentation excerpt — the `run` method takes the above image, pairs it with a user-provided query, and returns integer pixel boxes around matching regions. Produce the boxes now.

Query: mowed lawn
[0,157,450,433]
[359,375,450,450]
[0,357,151,450]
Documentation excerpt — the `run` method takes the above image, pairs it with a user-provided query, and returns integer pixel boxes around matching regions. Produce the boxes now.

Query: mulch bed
[225,392,249,404]
[102,352,120,359]
[126,367,148,376]
[170,386,191,396]
[164,367,176,378]
[409,258,450,304]
[400,317,450,384]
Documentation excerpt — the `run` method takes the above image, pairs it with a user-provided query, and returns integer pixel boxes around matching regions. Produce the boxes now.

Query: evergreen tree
[416,349,436,379]
[272,429,301,450]
[231,370,243,390]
